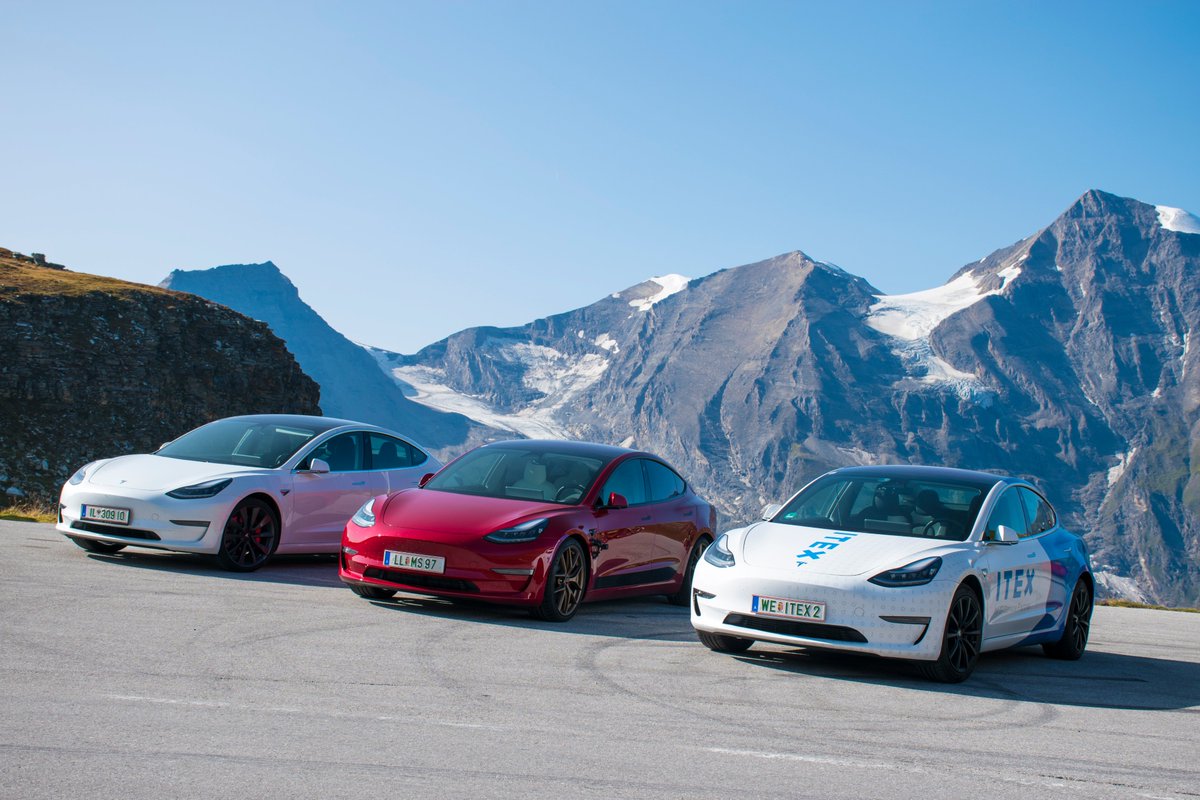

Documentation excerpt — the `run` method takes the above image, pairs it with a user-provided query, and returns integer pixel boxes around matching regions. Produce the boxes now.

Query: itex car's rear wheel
[67,535,127,555]
[1043,578,1092,660]
[216,498,279,572]
[668,535,713,606]
[534,539,587,622]
[921,584,982,683]
[696,630,754,653]
[348,583,397,600]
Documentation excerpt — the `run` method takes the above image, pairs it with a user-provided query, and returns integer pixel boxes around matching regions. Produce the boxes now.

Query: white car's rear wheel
[1043,578,1091,660]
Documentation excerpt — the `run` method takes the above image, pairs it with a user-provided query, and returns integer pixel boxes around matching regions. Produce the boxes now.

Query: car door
[642,459,695,572]
[288,432,385,549]
[588,458,657,589]
[1017,486,1070,627]
[978,486,1050,640]
[366,432,432,493]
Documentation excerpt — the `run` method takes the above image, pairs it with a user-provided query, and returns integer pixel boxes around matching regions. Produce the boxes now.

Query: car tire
[667,535,712,606]
[1043,578,1092,660]
[215,498,279,573]
[696,630,754,653]
[920,584,982,683]
[348,583,397,600]
[67,535,127,555]
[533,539,587,622]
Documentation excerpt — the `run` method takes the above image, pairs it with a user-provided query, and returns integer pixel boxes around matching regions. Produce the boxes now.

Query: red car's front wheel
[534,539,587,622]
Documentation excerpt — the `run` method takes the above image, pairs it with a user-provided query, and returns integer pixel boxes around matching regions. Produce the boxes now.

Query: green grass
[0,499,58,523]
[1098,599,1199,614]
[1,252,176,301]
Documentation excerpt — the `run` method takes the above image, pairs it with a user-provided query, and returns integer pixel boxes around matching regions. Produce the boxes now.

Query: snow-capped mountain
[162,190,1200,606]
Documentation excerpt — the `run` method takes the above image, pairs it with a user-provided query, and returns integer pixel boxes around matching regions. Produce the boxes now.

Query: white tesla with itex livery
[690,465,1093,682]
[57,414,440,572]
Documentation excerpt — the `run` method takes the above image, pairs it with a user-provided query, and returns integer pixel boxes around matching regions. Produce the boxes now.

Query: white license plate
[81,504,131,526]
[383,550,445,574]
[752,595,826,622]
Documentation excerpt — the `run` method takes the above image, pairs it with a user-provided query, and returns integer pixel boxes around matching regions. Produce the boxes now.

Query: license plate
[81,504,131,526]
[752,595,826,622]
[383,550,445,574]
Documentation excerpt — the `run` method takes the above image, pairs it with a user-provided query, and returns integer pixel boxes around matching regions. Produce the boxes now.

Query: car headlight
[68,461,99,486]
[484,518,549,543]
[350,499,377,528]
[868,556,943,587]
[166,478,232,499]
[703,534,736,568]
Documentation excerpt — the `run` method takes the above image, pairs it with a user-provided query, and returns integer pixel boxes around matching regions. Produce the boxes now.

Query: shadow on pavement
[730,646,1200,710]
[79,549,343,588]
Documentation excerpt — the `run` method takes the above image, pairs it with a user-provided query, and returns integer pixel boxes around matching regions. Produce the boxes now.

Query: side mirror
[760,503,782,521]
[606,492,629,510]
[994,524,1020,544]
[303,458,331,474]
[418,472,435,488]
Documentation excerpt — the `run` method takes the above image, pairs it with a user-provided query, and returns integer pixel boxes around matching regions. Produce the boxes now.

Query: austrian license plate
[383,550,445,574]
[80,504,131,526]
[752,595,826,622]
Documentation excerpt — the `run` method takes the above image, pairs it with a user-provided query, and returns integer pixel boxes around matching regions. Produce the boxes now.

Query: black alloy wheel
[1043,578,1092,660]
[216,498,279,572]
[696,630,754,653]
[67,535,127,555]
[348,583,397,600]
[668,535,712,606]
[921,584,982,683]
[534,539,587,622]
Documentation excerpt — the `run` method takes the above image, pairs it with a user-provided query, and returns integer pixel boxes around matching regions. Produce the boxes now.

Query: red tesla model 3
[339,440,716,620]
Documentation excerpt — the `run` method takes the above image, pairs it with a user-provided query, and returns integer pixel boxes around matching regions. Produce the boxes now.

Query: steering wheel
[921,518,959,538]
[555,484,587,504]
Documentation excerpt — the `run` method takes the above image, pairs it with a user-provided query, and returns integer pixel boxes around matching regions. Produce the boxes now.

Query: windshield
[773,473,993,541]
[157,419,321,468]
[424,445,611,505]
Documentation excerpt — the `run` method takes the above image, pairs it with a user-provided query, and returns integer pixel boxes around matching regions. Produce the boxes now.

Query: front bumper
[339,523,557,606]
[57,484,230,554]
[690,560,955,661]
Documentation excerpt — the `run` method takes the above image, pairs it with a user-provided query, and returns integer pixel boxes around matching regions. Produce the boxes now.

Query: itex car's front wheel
[921,584,982,683]
[1044,578,1092,660]
[668,535,712,606]
[216,498,279,572]
[67,535,127,555]
[348,583,397,600]
[534,539,587,622]
[696,630,754,653]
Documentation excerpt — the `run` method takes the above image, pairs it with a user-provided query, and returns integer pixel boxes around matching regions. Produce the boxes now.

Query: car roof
[480,439,641,460]
[828,464,1016,490]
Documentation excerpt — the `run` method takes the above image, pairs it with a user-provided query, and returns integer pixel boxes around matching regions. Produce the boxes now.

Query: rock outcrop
[0,248,320,502]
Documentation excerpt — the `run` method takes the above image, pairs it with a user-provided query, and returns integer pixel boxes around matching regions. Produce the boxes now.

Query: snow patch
[867,274,993,342]
[629,274,689,312]
[619,436,635,448]
[1093,570,1150,604]
[1155,205,1200,235]
[593,333,619,353]
[1107,447,1136,488]
[997,264,1021,288]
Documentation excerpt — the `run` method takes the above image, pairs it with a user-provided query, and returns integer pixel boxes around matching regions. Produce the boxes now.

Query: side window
[983,488,1029,540]
[369,433,414,470]
[645,460,685,502]
[305,432,363,473]
[1017,488,1056,536]
[409,445,428,467]
[601,459,648,506]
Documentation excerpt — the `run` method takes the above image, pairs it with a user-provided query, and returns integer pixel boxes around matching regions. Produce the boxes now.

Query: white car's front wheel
[920,584,982,683]
[697,630,754,653]
[216,498,279,572]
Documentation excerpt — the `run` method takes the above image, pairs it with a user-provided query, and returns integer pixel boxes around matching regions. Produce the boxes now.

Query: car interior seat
[510,462,556,501]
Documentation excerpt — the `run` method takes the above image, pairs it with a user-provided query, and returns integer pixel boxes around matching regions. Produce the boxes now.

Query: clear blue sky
[3,1,1198,353]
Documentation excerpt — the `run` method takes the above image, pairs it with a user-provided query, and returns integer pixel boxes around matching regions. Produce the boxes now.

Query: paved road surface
[2,520,1198,799]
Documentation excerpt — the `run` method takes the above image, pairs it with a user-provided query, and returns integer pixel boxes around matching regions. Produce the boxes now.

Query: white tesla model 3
[57,414,442,571]
[691,465,1093,682]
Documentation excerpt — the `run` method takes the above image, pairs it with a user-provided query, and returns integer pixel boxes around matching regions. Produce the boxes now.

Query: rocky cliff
[0,248,321,503]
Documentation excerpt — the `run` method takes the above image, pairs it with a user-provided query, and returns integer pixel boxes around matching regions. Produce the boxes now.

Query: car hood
[87,454,264,491]
[380,489,564,540]
[739,521,956,576]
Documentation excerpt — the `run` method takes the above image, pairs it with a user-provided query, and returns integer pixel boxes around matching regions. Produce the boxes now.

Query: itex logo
[995,568,1037,600]
[796,532,858,567]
